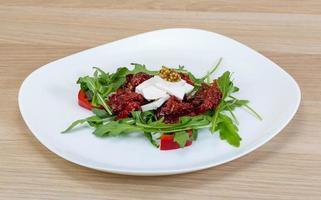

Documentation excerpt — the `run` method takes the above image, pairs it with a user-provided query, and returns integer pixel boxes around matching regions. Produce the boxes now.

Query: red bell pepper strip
[160,130,193,150]
[78,90,93,110]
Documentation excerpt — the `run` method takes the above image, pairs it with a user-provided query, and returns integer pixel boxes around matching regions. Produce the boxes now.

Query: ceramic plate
[19,28,300,175]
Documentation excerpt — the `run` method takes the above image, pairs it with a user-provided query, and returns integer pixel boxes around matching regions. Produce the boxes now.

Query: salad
[63,58,261,150]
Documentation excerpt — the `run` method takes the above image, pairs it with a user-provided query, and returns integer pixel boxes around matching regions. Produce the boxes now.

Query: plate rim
[18,28,301,175]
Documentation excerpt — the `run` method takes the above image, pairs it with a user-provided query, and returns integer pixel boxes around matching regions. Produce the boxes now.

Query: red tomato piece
[160,130,193,150]
[78,90,93,110]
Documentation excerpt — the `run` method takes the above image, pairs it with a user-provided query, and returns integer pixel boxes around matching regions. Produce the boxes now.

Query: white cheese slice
[135,75,194,100]
[154,82,186,100]
[141,95,170,112]
[141,86,168,100]
[184,83,194,94]
[135,77,157,93]
[153,76,193,99]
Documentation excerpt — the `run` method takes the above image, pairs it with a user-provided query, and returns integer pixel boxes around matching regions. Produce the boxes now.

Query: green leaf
[93,67,109,79]
[77,67,129,116]
[226,105,239,124]
[144,132,159,148]
[136,115,211,133]
[242,103,262,120]
[80,76,96,91]
[62,116,103,133]
[211,71,239,132]
[77,78,89,91]
[216,71,234,99]
[228,96,262,120]
[210,103,222,133]
[110,67,129,81]
[141,111,156,123]
[92,108,109,118]
[96,92,112,115]
[109,77,126,92]
[175,65,187,73]
[225,99,249,111]
[173,131,190,148]
[233,86,239,93]
[190,129,198,141]
[131,111,142,121]
[93,70,98,77]
[77,75,113,115]
[94,120,141,137]
[62,119,87,133]
[131,110,156,124]
[205,72,211,84]
[217,114,241,147]
[130,63,158,75]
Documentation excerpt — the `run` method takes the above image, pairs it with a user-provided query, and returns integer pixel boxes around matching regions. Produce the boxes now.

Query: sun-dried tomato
[157,96,194,123]
[108,88,145,119]
[189,81,222,114]
[123,72,152,91]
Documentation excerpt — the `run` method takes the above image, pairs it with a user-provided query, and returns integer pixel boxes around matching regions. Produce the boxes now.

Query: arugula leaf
[225,99,249,110]
[211,71,240,140]
[229,96,262,120]
[211,71,238,131]
[93,119,140,137]
[62,116,104,133]
[216,71,237,99]
[106,67,129,92]
[90,112,211,139]
[140,111,156,123]
[216,114,241,147]
[226,105,239,125]
[78,76,96,91]
[92,108,109,118]
[78,78,89,91]
[190,129,198,141]
[93,67,109,81]
[110,67,128,81]
[144,132,159,148]
[131,111,156,124]
[130,63,158,75]
[173,131,190,148]
[96,92,112,115]
[136,115,211,133]
[210,70,261,147]
[76,75,113,115]
[174,65,187,73]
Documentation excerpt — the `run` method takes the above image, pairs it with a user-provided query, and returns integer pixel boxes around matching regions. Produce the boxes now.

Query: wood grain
[0,1,320,199]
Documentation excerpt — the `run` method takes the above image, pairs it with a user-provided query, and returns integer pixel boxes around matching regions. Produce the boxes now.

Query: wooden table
[1,1,321,199]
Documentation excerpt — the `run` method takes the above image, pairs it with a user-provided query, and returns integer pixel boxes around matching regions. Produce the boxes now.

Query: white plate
[19,28,301,175]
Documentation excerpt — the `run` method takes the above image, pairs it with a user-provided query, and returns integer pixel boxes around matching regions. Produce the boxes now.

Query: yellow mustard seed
[159,66,181,82]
